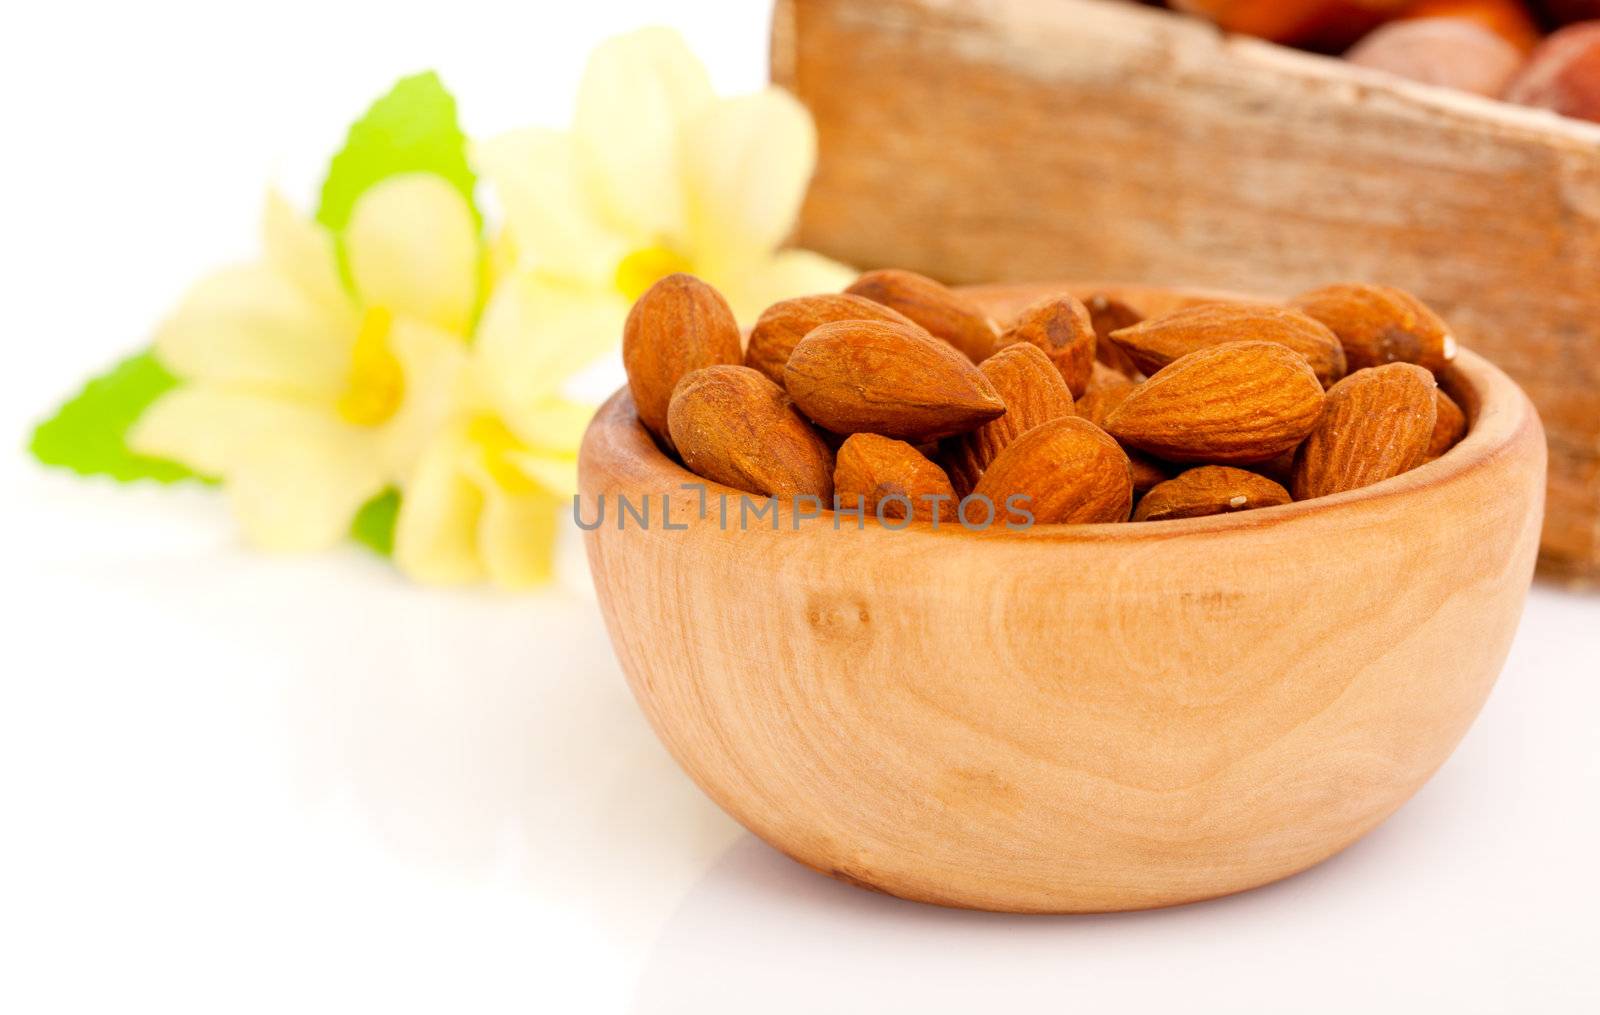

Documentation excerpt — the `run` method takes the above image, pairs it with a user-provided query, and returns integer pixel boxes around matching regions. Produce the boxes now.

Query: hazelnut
[1347,17,1526,96]
[1505,21,1600,123]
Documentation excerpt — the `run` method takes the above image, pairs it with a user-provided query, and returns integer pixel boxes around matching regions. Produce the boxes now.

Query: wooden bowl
[578,283,1546,913]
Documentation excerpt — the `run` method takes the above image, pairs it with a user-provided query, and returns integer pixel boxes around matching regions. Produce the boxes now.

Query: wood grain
[579,282,1545,913]
[772,0,1600,580]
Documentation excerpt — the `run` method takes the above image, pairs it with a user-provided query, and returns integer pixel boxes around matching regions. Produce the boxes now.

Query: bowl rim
[580,347,1539,544]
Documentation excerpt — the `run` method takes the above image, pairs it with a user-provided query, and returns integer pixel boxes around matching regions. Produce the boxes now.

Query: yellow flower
[475,26,855,323]
[390,27,855,590]
[130,174,478,550]
[392,274,621,589]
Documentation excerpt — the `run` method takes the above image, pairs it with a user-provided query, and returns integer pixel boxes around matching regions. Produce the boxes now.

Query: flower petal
[484,228,519,293]
[393,425,486,585]
[379,318,471,480]
[573,27,713,244]
[262,189,349,318]
[715,248,859,324]
[226,435,387,552]
[129,384,296,478]
[474,128,629,286]
[154,264,351,399]
[473,273,626,417]
[502,450,579,497]
[133,386,384,550]
[345,173,479,335]
[500,397,595,458]
[477,488,560,590]
[682,88,817,276]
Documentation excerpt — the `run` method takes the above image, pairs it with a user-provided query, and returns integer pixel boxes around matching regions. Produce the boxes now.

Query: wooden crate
[773,0,1600,581]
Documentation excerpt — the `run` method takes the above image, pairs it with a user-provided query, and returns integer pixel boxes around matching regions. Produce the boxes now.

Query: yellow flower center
[614,243,693,301]
[337,306,405,427]
[467,415,539,494]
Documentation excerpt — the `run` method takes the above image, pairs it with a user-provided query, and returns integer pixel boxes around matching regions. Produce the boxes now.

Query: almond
[846,268,999,362]
[1290,282,1457,374]
[666,365,834,499]
[972,417,1133,525]
[1133,466,1292,522]
[944,343,1075,496]
[1078,364,1138,428]
[1247,447,1300,486]
[784,319,1006,441]
[1427,388,1467,460]
[834,433,957,522]
[1110,302,1347,388]
[1128,451,1172,494]
[1105,342,1326,464]
[1291,363,1438,500]
[623,273,742,448]
[994,295,1096,396]
[744,293,919,385]
[1085,292,1145,377]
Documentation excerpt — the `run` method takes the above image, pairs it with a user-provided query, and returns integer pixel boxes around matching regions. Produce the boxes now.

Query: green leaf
[316,70,478,234]
[29,349,211,484]
[351,488,401,557]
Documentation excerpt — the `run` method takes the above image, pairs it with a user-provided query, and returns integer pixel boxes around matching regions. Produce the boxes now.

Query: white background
[3,2,1598,1012]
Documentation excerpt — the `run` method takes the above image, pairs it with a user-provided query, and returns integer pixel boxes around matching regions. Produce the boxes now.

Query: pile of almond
[621,269,1466,527]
